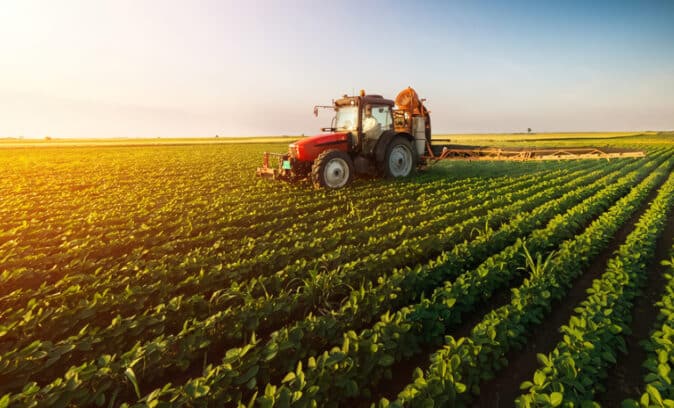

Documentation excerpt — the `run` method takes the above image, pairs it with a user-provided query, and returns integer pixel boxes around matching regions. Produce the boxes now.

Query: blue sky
[1,0,673,137]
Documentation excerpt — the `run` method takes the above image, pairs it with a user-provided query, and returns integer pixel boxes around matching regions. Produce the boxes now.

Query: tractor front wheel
[312,149,354,189]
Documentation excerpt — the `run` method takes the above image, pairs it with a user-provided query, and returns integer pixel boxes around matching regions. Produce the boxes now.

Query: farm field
[1,133,673,407]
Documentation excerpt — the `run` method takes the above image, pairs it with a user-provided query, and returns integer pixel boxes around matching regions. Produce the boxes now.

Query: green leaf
[620,399,639,408]
[422,398,434,408]
[325,351,346,366]
[379,354,395,367]
[234,365,259,385]
[21,383,39,396]
[413,367,424,379]
[640,392,649,407]
[659,350,669,364]
[455,382,467,393]
[658,363,670,379]
[246,391,258,408]
[450,354,461,370]
[534,394,551,405]
[646,384,663,405]
[124,367,141,399]
[536,353,550,367]
[645,373,659,383]
[282,372,296,383]
[550,392,563,407]
[97,354,113,366]
[95,392,106,407]
[345,379,358,396]
[259,342,279,363]
[602,351,616,364]
[0,394,10,408]
[185,381,211,399]
[534,370,546,387]
[580,400,598,408]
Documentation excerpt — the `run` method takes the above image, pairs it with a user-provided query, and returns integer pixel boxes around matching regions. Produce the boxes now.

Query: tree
[527,128,532,134]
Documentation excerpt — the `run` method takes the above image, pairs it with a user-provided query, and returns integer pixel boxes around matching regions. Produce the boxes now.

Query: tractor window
[335,106,358,131]
[370,106,392,130]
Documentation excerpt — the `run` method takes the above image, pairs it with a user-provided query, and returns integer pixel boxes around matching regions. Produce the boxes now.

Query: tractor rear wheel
[312,149,354,189]
[383,137,416,178]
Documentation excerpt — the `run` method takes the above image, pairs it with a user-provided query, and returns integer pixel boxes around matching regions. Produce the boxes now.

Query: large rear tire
[383,136,416,178]
[312,149,355,189]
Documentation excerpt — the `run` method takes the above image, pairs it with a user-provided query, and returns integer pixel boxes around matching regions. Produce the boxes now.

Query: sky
[1,0,673,138]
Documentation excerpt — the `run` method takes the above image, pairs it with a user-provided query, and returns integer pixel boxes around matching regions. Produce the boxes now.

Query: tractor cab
[328,93,395,155]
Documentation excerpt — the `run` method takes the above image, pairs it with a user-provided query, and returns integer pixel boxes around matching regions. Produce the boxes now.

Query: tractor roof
[335,94,395,108]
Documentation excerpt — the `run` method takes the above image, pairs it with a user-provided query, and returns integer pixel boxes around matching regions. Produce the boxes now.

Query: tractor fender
[374,131,414,164]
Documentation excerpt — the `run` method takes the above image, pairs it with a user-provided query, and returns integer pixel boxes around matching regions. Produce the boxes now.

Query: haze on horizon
[1,0,673,139]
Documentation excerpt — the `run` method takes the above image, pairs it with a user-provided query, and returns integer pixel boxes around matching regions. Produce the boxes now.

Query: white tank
[413,117,426,156]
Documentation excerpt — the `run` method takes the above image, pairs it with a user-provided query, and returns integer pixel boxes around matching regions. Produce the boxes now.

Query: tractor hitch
[256,152,293,180]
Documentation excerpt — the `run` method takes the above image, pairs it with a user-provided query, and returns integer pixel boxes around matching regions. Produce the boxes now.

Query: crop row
[624,244,674,408]
[389,155,673,407]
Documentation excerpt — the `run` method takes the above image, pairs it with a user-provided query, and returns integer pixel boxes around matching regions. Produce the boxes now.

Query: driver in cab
[362,105,382,140]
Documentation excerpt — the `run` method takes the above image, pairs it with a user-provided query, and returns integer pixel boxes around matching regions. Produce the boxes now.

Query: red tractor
[256,87,431,188]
